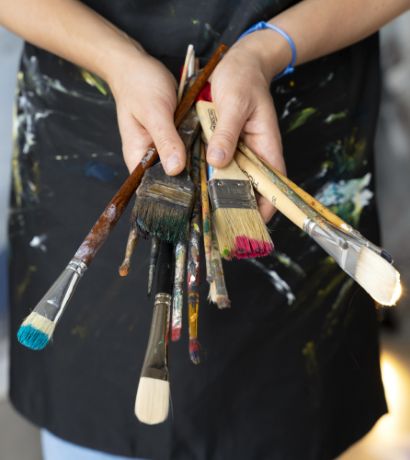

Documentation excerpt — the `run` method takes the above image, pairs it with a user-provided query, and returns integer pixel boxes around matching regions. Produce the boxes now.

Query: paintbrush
[171,241,186,341]
[134,45,201,244]
[134,163,195,244]
[170,45,197,341]
[119,199,140,277]
[199,142,230,307]
[235,150,402,306]
[147,236,160,296]
[135,241,173,425]
[199,142,213,282]
[208,223,231,309]
[187,137,202,364]
[196,99,273,260]
[17,43,228,351]
[178,43,195,103]
[237,140,393,263]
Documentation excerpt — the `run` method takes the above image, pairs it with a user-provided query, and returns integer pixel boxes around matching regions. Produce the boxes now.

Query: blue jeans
[41,430,147,460]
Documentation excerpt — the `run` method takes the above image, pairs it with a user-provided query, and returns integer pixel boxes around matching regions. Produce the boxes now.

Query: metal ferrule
[348,228,393,263]
[303,219,361,279]
[208,178,257,211]
[33,258,87,323]
[141,293,171,381]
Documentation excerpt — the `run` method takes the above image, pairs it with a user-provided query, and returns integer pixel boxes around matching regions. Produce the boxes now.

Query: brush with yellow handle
[196,100,401,306]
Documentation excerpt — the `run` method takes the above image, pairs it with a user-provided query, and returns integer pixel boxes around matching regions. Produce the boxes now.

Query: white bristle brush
[135,242,172,425]
[235,151,401,306]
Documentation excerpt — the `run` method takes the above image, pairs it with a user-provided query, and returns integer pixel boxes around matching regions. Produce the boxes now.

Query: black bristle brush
[134,68,201,245]
[135,241,173,425]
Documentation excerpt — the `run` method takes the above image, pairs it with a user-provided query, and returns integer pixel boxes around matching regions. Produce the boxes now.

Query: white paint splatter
[280,97,299,119]
[247,259,295,305]
[315,173,373,210]
[29,234,47,252]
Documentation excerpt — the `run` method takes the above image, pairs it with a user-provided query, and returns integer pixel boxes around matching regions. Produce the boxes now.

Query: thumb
[207,102,248,168]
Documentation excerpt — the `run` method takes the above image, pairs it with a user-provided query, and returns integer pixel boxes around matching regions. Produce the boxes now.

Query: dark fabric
[9,1,387,459]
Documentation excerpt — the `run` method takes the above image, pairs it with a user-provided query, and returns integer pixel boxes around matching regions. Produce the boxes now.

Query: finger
[143,105,185,176]
[243,96,286,176]
[257,194,276,223]
[207,97,249,168]
[117,109,153,173]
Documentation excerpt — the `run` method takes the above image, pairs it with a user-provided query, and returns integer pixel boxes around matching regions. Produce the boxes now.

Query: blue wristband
[238,21,297,81]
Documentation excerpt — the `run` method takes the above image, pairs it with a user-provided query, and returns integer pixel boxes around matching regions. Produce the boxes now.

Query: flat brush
[196,100,273,260]
[135,107,201,244]
[235,151,402,306]
[237,141,393,263]
[135,241,173,425]
[17,43,228,351]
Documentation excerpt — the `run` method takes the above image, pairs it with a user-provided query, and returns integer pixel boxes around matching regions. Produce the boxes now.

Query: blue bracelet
[238,21,297,81]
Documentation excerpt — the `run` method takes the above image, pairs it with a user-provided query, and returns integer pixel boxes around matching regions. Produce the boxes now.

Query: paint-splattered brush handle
[199,143,213,282]
[73,44,228,267]
[187,139,202,364]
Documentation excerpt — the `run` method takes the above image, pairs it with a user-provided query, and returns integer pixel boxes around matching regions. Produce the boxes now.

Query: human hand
[208,32,290,221]
[108,46,185,175]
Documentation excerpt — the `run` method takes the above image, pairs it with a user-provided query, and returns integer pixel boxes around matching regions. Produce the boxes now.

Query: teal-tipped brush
[17,259,87,350]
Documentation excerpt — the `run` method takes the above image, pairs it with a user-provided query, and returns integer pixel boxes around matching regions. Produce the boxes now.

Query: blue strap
[238,21,297,81]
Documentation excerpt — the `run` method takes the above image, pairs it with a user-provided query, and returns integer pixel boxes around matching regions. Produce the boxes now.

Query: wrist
[100,34,147,90]
[233,28,293,82]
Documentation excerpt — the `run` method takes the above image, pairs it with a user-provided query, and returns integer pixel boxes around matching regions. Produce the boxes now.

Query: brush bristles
[135,377,170,425]
[135,201,189,243]
[213,208,273,259]
[136,165,194,243]
[17,312,55,350]
[355,247,402,306]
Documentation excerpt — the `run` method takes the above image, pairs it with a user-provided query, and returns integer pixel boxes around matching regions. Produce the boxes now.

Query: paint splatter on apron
[8,1,387,459]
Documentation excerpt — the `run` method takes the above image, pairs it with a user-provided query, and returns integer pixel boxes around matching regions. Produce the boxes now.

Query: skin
[1,0,409,222]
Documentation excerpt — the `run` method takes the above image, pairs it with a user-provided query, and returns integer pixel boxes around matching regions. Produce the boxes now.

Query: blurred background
[1,12,410,460]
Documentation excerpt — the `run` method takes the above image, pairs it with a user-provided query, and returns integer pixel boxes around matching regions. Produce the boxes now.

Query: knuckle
[213,127,238,147]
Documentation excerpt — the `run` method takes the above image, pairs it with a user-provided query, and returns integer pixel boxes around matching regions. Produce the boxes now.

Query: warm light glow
[381,353,400,410]
[368,350,410,446]
[391,278,403,306]
[338,347,410,459]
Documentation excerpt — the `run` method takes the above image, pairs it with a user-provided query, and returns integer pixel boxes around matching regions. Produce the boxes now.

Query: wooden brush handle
[196,100,247,180]
[235,152,308,230]
[74,44,228,266]
[237,141,352,232]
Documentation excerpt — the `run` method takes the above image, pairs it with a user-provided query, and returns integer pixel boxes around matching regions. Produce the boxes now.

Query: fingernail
[207,148,225,163]
[165,156,181,174]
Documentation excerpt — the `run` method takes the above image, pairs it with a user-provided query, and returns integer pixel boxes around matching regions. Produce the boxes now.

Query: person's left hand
[207,32,290,222]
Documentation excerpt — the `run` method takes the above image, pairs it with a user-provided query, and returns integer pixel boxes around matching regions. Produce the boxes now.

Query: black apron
[9,1,387,459]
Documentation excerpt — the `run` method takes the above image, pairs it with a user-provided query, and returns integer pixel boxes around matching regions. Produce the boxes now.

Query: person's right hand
[107,46,185,175]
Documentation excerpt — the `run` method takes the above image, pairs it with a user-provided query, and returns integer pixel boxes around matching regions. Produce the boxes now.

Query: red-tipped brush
[196,94,273,260]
